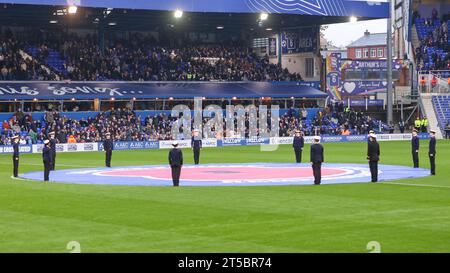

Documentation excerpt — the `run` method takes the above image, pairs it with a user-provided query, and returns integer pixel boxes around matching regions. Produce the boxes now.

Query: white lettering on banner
[0,86,39,96]
[377,134,413,142]
[49,86,124,97]
[159,140,191,149]
[0,146,32,153]
[202,139,217,148]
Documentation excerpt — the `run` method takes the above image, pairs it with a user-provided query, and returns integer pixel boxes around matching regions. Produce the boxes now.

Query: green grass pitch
[0,140,449,253]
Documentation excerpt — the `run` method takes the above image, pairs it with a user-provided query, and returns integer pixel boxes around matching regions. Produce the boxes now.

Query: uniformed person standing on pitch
[49,132,57,170]
[293,130,304,163]
[411,129,420,168]
[12,135,20,178]
[310,136,324,185]
[42,140,52,181]
[169,141,183,187]
[367,133,380,182]
[103,133,114,167]
[191,129,202,165]
[429,130,437,175]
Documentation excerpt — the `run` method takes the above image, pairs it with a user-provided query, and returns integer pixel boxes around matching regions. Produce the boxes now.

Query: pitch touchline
[381,182,450,189]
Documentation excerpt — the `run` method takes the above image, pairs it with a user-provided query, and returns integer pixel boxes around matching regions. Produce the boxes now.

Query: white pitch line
[381,182,450,189]
[10,175,34,182]
[0,162,92,168]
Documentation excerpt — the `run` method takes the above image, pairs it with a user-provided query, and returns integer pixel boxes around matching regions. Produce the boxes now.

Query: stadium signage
[128,141,159,150]
[32,143,100,153]
[221,138,246,146]
[202,139,218,148]
[0,82,327,100]
[246,138,270,145]
[3,133,431,154]
[0,145,32,154]
[159,140,191,149]
[0,86,39,96]
[51,86,124,97]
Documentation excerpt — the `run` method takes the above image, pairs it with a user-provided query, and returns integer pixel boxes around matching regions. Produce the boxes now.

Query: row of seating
[432,95,450,131]
[25,46,67,75]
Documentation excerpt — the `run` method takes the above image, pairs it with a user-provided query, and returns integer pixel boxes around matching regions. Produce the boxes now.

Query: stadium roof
[0,2,388,32]
[347,32,387,48]
[1,0,390,18]
[0,82,328,100]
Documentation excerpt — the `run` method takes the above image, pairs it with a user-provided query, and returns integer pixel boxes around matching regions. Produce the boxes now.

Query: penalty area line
[381,182,450,189]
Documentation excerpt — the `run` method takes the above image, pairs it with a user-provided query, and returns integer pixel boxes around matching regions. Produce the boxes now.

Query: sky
[323,18,388,47]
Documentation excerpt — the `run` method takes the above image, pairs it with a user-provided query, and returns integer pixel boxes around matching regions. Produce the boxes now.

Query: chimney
[364,30,370,36]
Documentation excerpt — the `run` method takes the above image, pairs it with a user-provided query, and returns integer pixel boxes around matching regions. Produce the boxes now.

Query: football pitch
[1,141,449,253]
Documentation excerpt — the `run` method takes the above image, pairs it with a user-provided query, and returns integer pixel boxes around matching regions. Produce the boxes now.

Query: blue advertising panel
[0,145,33,154]
[0,82,326,100]
[219,138,247,147]
[4,1,389,18]
[245,138,270,145]
[98,141,159,151]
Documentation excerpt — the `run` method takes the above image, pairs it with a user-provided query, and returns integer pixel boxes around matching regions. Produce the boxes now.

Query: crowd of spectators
[1,103,388,145]
[414,10,450,71]
[0,30,57,80]
[310,104,384,135]
[2,30,303,82]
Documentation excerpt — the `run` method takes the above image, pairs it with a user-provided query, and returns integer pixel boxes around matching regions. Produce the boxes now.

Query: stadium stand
[3,30,303,82]
[414,11,450,75]
[432,95,450,132]
[0,34,58,80]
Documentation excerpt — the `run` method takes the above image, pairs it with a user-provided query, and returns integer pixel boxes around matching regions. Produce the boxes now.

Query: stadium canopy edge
[3,0,389,19]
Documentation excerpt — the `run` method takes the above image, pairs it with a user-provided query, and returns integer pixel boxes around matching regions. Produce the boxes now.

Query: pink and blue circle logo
[20,163,430,186]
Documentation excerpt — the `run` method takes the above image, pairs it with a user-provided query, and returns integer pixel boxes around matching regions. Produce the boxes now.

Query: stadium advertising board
[245,138,270,145]
[326,54,407,99]
[201,139,218,148]
[159,140,191,149]
[98,141,159,151]
[15,134,431,155]
[32,143,99,153]
[326,53,342,100]
[0,145,32,154]
[219,138,247,146]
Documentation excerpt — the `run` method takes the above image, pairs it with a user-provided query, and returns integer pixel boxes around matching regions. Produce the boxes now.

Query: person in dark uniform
[310,136,324,185]
[411,129,420,168]
[12,135,20,178]
[169,141,183,187]
[399,120,405,134]
[191,129,202,165]
[429,130,436,175]
[367,133,380,182]
[49,132,57,171]
[42,140,52,181]
[103,133,114,167]
[367,130,374,142]
[292,130,304,163]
